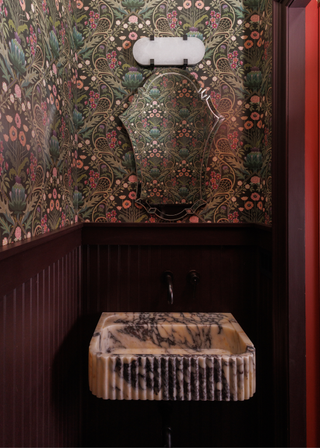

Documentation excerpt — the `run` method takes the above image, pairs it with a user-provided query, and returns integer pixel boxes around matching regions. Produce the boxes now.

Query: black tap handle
[187,270,200,300]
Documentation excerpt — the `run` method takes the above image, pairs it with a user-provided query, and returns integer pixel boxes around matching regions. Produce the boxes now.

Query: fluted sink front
[89,312,255,401]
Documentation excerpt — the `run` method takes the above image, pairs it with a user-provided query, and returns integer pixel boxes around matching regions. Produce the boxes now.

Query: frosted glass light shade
[133,36,205,66]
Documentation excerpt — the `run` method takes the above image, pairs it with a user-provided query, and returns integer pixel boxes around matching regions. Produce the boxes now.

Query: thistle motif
[73,26,83,50]
[121,0,144,11]
[245,147,263,171]
[49,133,60,162]
[73,108,83,130]
[122,67,144,89]
[9,177,27,218]
[8,39,26,75]
[49,30,59,59]
[244,67,262,90]
[73,188,84,208]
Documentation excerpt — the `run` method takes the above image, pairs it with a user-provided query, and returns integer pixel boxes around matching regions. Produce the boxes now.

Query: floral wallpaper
[0,0,272,245]
[0,0,78,246]
[75,0,272,224]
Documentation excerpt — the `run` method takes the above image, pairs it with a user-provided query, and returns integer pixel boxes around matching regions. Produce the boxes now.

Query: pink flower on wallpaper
[251,176,260,184]
[128,15,138,23]
[15,113,21,129]
[250,95,260,103]
[128,32,138,40]
[250,14,260,22]
[15,226,22,240]
[250,112,260,120]
[189,216,199,223]
[251,31,260,40]
[15,84,21,98]
[129,174,137,183]
[195,0,204,9]
[251,192,260,201]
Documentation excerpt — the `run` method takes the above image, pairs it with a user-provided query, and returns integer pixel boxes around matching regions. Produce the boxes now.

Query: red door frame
[272,0,320,444]
[305,1,320,447]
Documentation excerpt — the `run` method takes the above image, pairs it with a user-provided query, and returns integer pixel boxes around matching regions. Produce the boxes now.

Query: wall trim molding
[272,0,309,445]
[82,222,272,247]
[0,224,82,298]
[0,222,272,299]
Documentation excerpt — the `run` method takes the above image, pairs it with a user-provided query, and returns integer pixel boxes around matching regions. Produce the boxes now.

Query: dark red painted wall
[305,2,320,447]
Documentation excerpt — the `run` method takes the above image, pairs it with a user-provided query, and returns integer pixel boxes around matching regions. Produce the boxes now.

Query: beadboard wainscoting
[0,223,276,447]
[0,226,83,448]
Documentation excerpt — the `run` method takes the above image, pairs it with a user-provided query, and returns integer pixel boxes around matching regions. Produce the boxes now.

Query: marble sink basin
[89,312,255,401]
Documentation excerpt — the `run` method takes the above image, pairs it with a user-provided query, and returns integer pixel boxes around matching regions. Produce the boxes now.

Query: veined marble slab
[89,312,256,401]
[133,37,206,66]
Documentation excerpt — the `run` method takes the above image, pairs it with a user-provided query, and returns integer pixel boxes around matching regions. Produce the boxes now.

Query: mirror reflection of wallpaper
[76,0,272,225]
[120,68,224,220]
[0,0,272,246]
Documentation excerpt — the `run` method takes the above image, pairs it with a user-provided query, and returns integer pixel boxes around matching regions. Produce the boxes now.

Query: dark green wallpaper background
[0,0,272,244]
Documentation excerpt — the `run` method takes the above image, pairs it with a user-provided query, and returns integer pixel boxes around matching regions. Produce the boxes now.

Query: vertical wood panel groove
[13,289,16,448]
[86,245,90,315]
[138,246,141,309]
[97,246,100,312]
[126,246,129,309]
[48,266,51,448]
[21,283,25,446]
[42,270,45,447]
[29,279,32,447]
[57,258,60,447]
[117,245,121,310]
[79,246,82,317]
[2,295,6,448]
[107,245,111,310]
[36,273,40,445]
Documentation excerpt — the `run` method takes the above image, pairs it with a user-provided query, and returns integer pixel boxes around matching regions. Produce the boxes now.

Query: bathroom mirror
[120,68,224,220]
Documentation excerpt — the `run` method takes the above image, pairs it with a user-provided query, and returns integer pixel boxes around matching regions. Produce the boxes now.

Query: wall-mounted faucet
[162,271,174,305]
[162,270,200,304]
[187,270,200,299]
